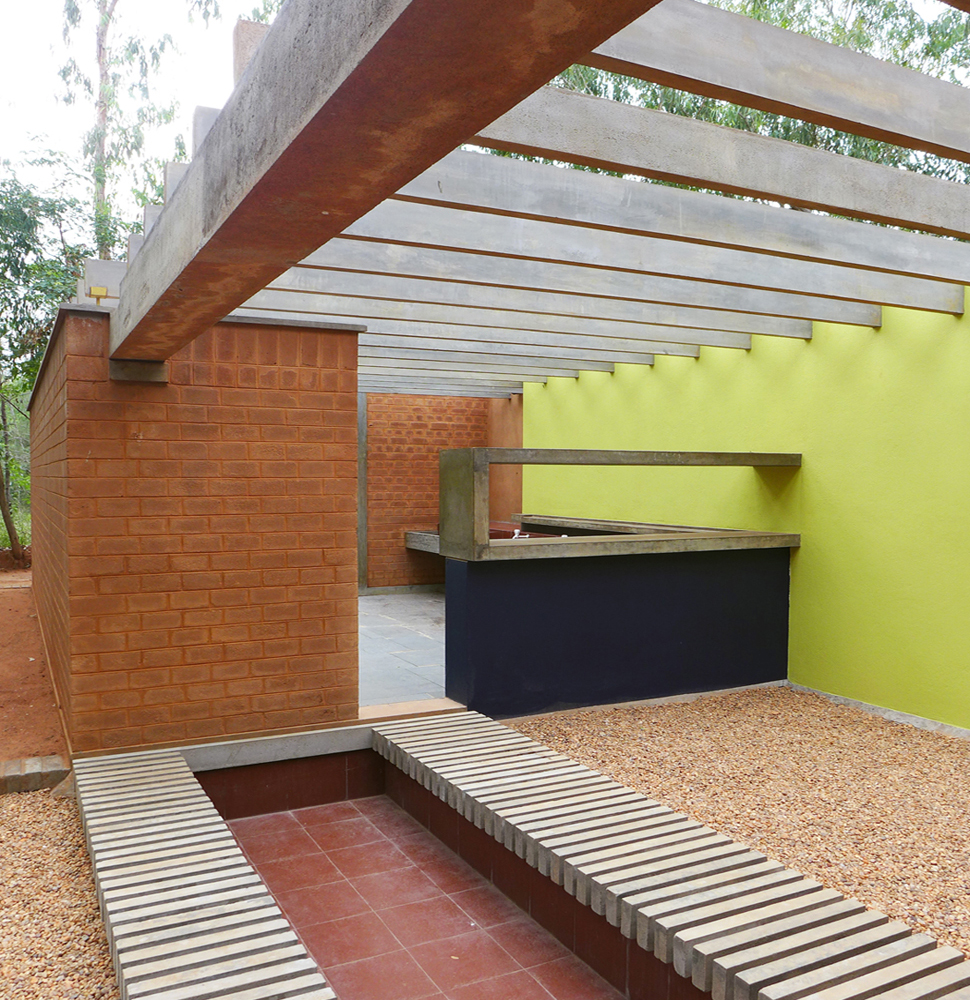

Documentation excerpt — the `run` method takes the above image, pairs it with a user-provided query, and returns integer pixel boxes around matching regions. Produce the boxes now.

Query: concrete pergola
[81,0,970,397]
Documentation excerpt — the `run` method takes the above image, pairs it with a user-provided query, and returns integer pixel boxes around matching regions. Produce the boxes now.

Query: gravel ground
[0,790,118,1000]
[509,685,970,957]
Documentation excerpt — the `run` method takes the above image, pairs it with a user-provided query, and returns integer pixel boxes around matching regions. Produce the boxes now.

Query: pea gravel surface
[0,789,119,1000]
[509,685,970,957]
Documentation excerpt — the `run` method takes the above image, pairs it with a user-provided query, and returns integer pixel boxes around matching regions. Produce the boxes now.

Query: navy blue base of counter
[445,548,790,717]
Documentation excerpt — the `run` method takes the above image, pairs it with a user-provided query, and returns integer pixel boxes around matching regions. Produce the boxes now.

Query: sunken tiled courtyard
[229,795,624,1000]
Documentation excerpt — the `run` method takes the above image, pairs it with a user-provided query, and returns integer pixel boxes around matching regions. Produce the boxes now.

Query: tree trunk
[0,398,24,566]
[94,0,117,259]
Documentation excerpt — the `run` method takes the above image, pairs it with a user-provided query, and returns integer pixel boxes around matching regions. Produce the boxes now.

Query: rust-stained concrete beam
[110,0,664,361]
[587,0,970,162]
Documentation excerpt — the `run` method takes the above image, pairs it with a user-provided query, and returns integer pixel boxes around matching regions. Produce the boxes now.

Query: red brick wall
[30,312,74,725]
[31,312,359,753]
[365,394,489,588]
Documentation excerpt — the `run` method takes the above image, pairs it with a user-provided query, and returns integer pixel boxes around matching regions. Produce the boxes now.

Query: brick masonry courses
[30,310,359,754]
[364,394,489,589]
[364,395,523,589]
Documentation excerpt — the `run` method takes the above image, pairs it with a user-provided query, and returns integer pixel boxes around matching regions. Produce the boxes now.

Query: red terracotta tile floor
[229,796,625,1000]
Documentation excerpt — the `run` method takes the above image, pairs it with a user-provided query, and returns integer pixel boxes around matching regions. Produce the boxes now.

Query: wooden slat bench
[74,752,336,1000]
[73,711,970,1000]
[371,711,970,1000]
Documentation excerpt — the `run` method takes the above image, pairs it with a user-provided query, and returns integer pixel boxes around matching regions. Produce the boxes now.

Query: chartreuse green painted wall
[521,299,970,729]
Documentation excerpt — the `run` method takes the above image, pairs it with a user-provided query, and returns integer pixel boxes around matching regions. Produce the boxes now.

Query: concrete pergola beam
[109,0,665,360]
[360,346,614,372]
[359,374,526,390]
[400,149,970,282]
[230,308,738,352]
[358,382,520,398]
[344,201,964,313]
[360,336,656,365]
[268,266,813,337]
[298,243,882,326]
[477,87,970,242]
[360,358,575,378]
[587,0,970,163]
[244,287,805,341]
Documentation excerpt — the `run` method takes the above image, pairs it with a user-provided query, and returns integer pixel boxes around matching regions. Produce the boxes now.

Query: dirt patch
[0,546,32,570]
[510,686,970,957]
[0,581,67,761]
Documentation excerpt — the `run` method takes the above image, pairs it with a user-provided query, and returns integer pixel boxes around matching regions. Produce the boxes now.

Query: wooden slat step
[372,711,970,1000]
[74,750,336,1000]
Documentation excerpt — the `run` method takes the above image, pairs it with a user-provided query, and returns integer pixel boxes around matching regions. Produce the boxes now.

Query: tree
[0,163,88,563]
[247,0,284,22]
[555,0,970,184]
[60,0,221,259]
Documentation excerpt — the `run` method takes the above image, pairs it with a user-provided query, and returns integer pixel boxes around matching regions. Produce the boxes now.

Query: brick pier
[30,308,359,753]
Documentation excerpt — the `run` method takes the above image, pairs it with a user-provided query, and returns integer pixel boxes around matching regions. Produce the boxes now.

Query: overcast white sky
[0,0,262,197]
[0,0,953,207]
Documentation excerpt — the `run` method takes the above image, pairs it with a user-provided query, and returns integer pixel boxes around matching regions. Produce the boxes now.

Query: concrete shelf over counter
[405,449,801,717]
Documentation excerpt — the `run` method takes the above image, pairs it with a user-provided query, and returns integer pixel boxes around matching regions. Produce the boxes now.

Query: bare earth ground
[0,790,118,1000]
[510,686,970,957]
[0,578,68,761]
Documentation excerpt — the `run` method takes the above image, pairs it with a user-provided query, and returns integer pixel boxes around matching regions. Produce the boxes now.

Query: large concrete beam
[268,265,813,336]
[400,149,970,281]
[587,0,970,162]
[343,201,964,313]
[477,87,970,242]
[298,242,882,326]
[230,308,703,356]
[110,0,664,360]
[245,286,809,340]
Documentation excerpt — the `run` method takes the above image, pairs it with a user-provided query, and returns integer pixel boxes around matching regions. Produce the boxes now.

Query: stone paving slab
[74,751,335,1000]
[372,710,970,1000]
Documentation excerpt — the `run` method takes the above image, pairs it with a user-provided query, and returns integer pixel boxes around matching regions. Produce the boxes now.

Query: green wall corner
[521,298,970,730]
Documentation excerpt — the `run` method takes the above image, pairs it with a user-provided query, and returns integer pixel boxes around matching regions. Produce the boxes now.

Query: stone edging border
[1,754,70,794]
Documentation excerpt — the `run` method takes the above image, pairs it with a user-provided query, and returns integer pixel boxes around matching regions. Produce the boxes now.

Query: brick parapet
[32,313,359,753]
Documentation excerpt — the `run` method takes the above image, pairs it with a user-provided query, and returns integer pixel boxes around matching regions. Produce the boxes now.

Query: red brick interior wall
[30,312,359,754]
[365,394,489,588]
[30,313,74,726]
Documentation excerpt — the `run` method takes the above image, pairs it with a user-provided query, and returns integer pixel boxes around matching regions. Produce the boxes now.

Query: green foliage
[60,0,220,258]
[553,0,970,184]
[248,0,284,24]
[0,161,91,386]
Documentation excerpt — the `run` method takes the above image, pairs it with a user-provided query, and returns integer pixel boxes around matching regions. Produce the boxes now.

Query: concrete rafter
[586,0,970,162]
[477,87,970,243]
[359,335,656,366]
[243,287,802,343]
[266,262,814,337]
[231,308,738,352]
[295,244,882,326]
[342,201,964,313]
[398,149,970,281]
